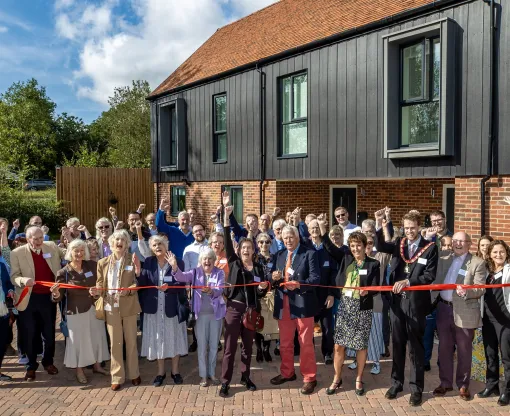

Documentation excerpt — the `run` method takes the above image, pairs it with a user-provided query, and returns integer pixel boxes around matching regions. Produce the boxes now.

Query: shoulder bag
[241,268,264,331]
[186,269,197,328]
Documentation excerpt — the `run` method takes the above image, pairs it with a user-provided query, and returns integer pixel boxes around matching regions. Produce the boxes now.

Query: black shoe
[294,347,300,357]
[478,386,500,398]
[240,375,257,391]
[263,348,272,362]
[424,363,431,372]
[498,393,510,406]
[270,373,297,385]
[153,374,166,387]
[355,380,365,396]
[324,354,333,365]
[409,392,422,406]
[171,373,183,385]
[256,349,263,363]
[219,383,230,397]
[218,342,223,352]
[274,346,280,356]
[188,341,197,353]
[326,379,342,395]
[385,386,403,400]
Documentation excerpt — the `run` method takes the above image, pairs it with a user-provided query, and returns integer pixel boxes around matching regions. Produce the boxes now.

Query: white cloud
[0,26,8,33]
[55,0,75,10]
[55,0,277,104]
[0,10,32,31]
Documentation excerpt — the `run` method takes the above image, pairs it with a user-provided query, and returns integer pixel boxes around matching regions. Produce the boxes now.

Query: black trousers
[315,307,334,357]
[382,293,391,347]
[17,294,56,371]
[482,315,510,393]
[390,295,426,393]
[0,316,9,368]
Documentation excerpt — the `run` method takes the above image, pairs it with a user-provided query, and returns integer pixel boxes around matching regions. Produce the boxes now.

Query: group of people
[0,195,509,408]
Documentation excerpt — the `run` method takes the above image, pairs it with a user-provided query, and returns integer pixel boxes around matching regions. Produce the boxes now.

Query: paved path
[0,330,507,416]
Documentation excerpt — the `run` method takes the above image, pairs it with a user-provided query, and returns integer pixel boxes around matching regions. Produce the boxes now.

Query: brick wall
[156,178,454,230]
[455,176,510,243]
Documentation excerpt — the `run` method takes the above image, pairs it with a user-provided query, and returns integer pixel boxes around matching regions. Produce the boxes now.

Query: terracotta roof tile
[150,0,438,97]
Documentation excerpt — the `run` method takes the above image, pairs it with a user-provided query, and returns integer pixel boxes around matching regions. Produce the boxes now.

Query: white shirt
[342,222,361,245]
[407,236,422,258]
[108,259,122,296]
[183,240,209,271]
[441,253,468,302]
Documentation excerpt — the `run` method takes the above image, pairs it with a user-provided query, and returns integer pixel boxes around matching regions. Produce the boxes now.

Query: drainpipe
[480,0,496,236]
[256,64,267,215]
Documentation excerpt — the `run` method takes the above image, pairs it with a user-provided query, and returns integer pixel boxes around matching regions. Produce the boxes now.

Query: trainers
[0,373,12,382]
[348,361,357,370]
[370,362,381,375]
[18,355,29,365]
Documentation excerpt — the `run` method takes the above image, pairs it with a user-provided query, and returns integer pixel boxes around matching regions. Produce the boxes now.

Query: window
[383,19,457,159]
[222,185,243,221]
[400,38,440,146]
[171,186,186,216]
[279,72,308,157]
[158,98,186,171]
[213,94,227,162]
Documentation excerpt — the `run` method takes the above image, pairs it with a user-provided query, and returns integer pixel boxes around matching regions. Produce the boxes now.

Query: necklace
[400,238,434,274]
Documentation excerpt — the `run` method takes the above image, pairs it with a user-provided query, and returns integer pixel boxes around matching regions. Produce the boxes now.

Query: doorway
[330,186,357,226]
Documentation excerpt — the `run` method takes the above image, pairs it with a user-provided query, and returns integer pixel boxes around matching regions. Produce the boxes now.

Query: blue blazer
[270,244,320,319]
[136,256,187,320]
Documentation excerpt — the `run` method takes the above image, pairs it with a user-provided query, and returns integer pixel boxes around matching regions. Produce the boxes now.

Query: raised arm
[156,198,174,236]
[223,205,239,263]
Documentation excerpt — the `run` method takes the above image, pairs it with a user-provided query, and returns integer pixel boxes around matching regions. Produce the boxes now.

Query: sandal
[93,366,108,375]
[199,378,209,387]
[76,372,88,384]
[326,378,342,395]
[355,379,365,396]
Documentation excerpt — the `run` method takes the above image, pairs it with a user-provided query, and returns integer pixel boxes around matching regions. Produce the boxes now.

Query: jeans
[423,309,437,366]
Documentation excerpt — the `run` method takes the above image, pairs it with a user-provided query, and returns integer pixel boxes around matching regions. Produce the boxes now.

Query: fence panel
[56,167,154,231]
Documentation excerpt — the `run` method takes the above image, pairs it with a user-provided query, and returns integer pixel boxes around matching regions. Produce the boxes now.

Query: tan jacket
[433,252,486,328]
[96,254,141,318]
[10,242,64,311]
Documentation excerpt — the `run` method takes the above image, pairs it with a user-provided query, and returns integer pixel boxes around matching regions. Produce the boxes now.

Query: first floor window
[171,186,186,216]
[213,94,227,162]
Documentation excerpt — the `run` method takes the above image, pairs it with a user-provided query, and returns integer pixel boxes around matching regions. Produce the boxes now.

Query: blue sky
[0,0,276,124]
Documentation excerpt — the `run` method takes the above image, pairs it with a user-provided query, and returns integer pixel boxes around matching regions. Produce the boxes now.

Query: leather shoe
[240,375,256,391]
[132,376,141,386]
[24,370,36,381]
[263,348,272,362]
[424,363,431,372]
[300,380,317,395]
[219,383,229,398]
[111,384,122,391]
[44,364,59,375]
[385,386,403,400]
[409,392,422,406]
[188,341,197,353]
[477,386,500,398]
[256,349,263,363]
[433,385,453,396]
[459,387,471,401]
[270,373,297,385]
[498,393,510,406]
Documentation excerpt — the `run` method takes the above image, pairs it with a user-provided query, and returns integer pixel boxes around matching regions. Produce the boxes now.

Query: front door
[443,185,455,232]
[330,186,357,226]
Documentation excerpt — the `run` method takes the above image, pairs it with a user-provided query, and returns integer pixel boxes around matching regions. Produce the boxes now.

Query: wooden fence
[56,167,154,231]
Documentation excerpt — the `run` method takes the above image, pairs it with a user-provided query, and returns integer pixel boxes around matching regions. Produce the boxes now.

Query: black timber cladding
[151,0,507,182]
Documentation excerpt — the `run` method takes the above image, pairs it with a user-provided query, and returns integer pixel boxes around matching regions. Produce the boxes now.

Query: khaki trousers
[106,309,139,384]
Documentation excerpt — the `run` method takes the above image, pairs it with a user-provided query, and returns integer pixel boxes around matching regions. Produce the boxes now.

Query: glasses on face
[452,239,469,244]
[335,213,346,218]
[258,240,271,245]
[309,226,320,231]
[193,229,204,234]
[274,228,282,232]
[98,225,110,230]
[431,219,445,224]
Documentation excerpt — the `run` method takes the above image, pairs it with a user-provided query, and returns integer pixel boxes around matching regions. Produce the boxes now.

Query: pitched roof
[150,0,439,97]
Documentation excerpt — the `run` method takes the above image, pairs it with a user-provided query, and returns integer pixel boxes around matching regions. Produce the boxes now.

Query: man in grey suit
[432,232,486,401]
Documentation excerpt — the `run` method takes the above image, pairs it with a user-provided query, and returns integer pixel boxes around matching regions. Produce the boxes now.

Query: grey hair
[272,218,287,230]
[282,225,299,238]
[66,217,80,227]
[65,239,91,261]
[362,219,376,230]
[256,232,272,243]
[198,247,217,263]
[95,217,113,239]
[178,211,189,219]
[108,229,132,251]
[148,234,169,247]
[26,225,43,239]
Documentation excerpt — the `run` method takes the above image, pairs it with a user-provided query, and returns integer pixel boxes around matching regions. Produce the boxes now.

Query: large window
[171,186,186,216]
[279,72,308,157]
[213,94,227,162]
[400,38,440,146]
[158,98,186,171]
[222,185,243,221]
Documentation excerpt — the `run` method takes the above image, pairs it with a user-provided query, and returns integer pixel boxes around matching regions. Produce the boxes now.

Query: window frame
[278,71,308,159]
[213,93,228,163]
[221,185,243,221]
[158,98,187,172]
[170,186,186,217]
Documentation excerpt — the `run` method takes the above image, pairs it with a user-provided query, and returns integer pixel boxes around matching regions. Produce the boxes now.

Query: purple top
[102,244,112,258]
[173,266,226,320]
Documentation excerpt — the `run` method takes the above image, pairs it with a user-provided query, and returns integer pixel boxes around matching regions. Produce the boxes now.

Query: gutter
[480,0,497,236]
[147,0,474,101]
[256,65,267,215]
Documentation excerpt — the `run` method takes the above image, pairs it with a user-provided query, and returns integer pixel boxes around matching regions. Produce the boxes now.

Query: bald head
[452,231,471,256]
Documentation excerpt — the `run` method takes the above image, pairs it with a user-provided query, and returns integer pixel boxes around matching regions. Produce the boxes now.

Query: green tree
[0,79,57,177]
[96,80,151,168]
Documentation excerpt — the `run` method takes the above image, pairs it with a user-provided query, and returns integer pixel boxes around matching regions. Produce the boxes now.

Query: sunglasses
[258,240,271,245]
[335,213,346,218]
[98,225,110,230]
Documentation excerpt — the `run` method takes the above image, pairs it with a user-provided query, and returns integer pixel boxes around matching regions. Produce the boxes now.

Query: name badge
[209,277,217,284]
[219,259,227,264]
[418,258,428,265]
[287,268,295,276]
[323,261,330,267]
[495,271,503,279]
[114,303,119,308]
[43,253,52,259]
[359,269,367,275]
[104,304,112,312]
[84,271,93,278]
[253,276,261,283]
[458,269,467,276]
[163,276,173,283]
[125,265,133,271]
[344,290,353,298]
[267,263,273,268]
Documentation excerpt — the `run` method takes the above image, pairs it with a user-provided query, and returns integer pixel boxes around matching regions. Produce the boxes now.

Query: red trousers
[277,296,317,382]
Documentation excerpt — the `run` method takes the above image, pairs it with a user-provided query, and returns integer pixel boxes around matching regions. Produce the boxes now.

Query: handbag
[186,269,197,328]
[59,271,70,337]
[241,269,264,332]
[95,267,106,320]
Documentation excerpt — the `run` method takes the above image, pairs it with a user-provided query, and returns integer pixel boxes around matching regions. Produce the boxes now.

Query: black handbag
[186,270,197,328]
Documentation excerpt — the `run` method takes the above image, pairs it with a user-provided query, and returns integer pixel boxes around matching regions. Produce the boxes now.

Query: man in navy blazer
[269,225,320,395]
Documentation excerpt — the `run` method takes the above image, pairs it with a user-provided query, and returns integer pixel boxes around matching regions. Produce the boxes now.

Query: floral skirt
[471,327,504,382]
[334,296,372,351]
